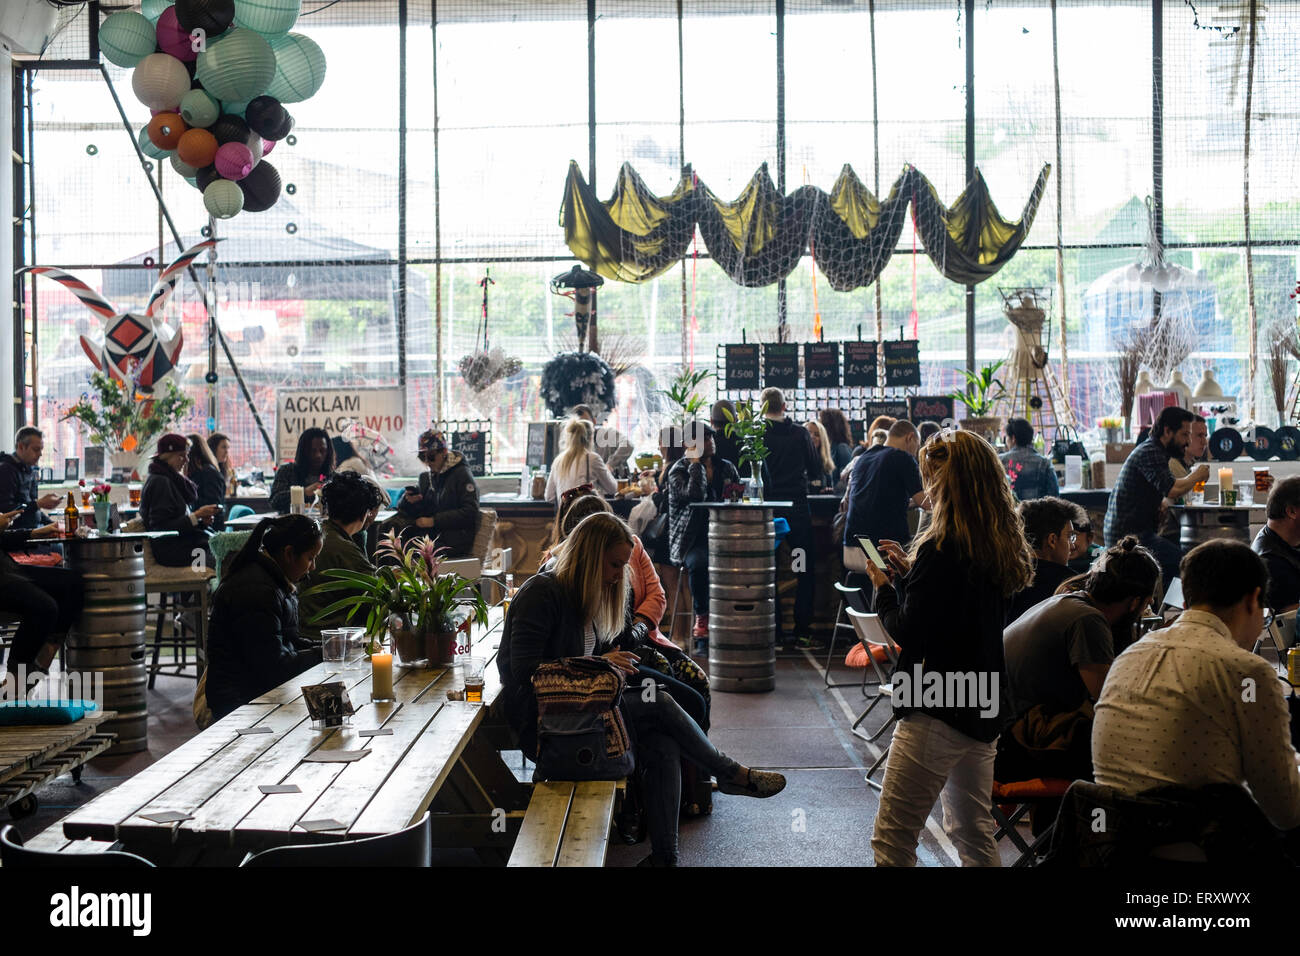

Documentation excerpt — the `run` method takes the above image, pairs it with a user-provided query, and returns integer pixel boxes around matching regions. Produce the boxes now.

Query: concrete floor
[5,647,1025,866]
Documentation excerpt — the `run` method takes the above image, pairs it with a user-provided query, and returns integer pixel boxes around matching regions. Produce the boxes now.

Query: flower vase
[745,463,764,503]
[426,631,457,666]
[393,627,429,669]
[93,500,111,532]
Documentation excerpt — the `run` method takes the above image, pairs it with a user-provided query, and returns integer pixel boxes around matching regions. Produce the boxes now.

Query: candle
[371,651,393,701]
[290,484,305,514]
[1218,467,1233,505]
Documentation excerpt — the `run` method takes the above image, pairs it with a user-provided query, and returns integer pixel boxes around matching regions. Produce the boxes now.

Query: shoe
[693,638,708,656]
[717,767,787,799]
[692,614,708,639]
[795,634,826,650]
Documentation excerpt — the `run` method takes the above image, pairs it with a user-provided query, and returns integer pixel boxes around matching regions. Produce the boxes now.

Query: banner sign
[276,387,406,463]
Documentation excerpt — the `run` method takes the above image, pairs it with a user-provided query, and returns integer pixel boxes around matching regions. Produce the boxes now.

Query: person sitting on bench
[0,508,76,677]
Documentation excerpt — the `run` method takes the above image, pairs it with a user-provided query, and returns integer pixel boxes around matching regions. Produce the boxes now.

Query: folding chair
[845,608,899,791]
[824,580,870,690]
[1161,577,1184,613]
[990,777,1073,867]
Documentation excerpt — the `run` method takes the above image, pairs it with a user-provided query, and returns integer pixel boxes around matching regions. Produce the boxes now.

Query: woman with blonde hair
[865,429,1035,867]
[805,419,836,490]
[498,511,785,866]
[544,417,618,503]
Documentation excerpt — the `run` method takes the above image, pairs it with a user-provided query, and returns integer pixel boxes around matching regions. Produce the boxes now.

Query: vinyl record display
[1275,426,1300,462]
[1209,427,1243,462]
[1247,426,1277,461]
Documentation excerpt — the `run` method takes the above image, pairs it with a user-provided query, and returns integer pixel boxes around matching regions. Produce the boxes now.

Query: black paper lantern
[175,0,235,38]
[195,163,221,191]
[209,113,251,145]
[245,95,294,141]
[239,160,281,212]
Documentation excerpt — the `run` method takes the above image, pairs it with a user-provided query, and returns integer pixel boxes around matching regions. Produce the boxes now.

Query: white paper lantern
[131,53,191,110]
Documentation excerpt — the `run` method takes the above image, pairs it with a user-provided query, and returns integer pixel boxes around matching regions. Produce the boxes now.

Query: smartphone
[404,485,420,495]
[856,536,889,571]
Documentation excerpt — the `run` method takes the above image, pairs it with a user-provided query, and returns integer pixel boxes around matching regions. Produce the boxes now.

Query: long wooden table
[58,605,529,861]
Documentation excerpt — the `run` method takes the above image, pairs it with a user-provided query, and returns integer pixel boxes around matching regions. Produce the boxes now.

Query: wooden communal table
[0,711,118,818]
[58,605,529,862]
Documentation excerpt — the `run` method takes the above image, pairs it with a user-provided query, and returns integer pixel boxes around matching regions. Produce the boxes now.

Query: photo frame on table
[84,446,105,479]
[64,458,79,481]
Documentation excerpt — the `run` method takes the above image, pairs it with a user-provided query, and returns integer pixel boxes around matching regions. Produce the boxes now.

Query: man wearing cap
[140,432,220,567]
[392,430,481,557]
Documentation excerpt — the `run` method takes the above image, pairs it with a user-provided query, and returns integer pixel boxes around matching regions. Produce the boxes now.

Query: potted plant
[722,400,770,501]
[1098,416,1124,445]
[661,367,713,427]
[88,481,114,531]
[304,530,488,668]
[948,360,1007,442]
[61,371,194,473]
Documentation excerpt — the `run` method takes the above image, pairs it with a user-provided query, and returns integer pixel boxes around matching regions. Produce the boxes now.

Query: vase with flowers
[304,530,488,668]
[61,371,194,474]
[87,481,113,531]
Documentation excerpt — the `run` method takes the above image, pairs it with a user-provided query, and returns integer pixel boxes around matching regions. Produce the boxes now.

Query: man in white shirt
[1092,539,1300,832]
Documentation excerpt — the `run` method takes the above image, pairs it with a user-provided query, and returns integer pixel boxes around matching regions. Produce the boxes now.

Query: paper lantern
[179,89,220,128]
[261,137,276,156]
[171,153,199,178]
[214,141,254,180]
[234,0,301,37]
[100,11,158,68]
[177,127,218,167]
[238,159,280,212]
[142,0,173,23]
[245,94,293,140]
[203,178,244,218]
[131,53,191,110]
[209,113,251,145]
[222,100,250,117]
[156,6,198,62]
[265,32,325,103]
[137,125,170,160]
[196,164,222,190]
[195,28,275,102]
[147,112,187,150]
[175,0,236,37]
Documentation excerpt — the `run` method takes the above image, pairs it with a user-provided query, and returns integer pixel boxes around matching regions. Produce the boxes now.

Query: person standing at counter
[573,403,633,473]
[820,408,855,474]
[844,420,925,594]
[268,427,335,512]
[0,508,74,676]
[545,417,617,503]
[1160,414,1209,540]
[1000,418,1059,501]
[0,427,62,530]
[1252,475,1300,613]
[1103,406,1209,588]
[187,434,227,530]
[805,419,837,493]
[711,400,742,470]
[140,433,220,567]
[392,430,481,558]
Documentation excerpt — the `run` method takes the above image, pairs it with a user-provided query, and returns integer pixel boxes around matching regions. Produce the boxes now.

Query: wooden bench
[0,711,117,820]
[507,779,624,867]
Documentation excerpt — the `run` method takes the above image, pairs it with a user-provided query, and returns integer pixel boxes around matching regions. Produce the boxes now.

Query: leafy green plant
[305,530,488,654]
[722,400,770,472]
[948,360,1007,417]
[661,367,713,425]
[61,372,194,455]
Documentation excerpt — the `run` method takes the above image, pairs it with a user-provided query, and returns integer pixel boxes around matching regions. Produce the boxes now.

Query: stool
[144,566,215,687]
[990,777,1072,867]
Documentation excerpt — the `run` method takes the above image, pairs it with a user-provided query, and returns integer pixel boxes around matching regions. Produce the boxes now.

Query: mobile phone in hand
[856,536,889,571]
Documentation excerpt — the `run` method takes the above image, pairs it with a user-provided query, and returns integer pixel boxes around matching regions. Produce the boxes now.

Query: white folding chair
[1162,577,1184,612]
[845,608,900,791]
[824,580,871,690]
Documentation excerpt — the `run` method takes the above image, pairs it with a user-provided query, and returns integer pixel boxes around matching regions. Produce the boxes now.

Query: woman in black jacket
[497,511,784,867]
[389,430,480,557]
[269,427,335,513]
[0,507,76,674]
[187,433,227,530]
[864,429,1036,867]
[140,433,219,566]
[206,514,324,721]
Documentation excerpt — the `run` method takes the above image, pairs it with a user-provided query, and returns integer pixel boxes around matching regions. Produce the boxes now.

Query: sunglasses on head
[561,483,595,503]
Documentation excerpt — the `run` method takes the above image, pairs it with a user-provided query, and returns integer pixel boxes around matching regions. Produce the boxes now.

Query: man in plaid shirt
[1104,406,1210,587]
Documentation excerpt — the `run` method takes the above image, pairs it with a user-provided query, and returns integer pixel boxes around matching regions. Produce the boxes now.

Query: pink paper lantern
[261,137,276,156]
[214,141,255,180]
[157,7,199,62]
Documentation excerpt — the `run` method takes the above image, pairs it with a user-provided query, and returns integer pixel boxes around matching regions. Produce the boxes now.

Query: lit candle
[1218,467,1233,504]
[371,650,393,701]
[290,484,305,514]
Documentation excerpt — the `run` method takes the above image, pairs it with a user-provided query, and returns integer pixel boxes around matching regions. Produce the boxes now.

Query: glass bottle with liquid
[64,491,78,535]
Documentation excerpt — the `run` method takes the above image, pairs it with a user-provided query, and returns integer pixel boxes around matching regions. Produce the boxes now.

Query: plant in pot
[61,370,194,473]
[661,367,713,427]
[721,400,770,501]
[305,530,488,668]
[948,360,1007,443]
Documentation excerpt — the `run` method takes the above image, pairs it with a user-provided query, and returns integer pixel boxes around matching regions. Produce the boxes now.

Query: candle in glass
[371,649,394,702]
[1218,467,1233,505]
[290,484,305,514]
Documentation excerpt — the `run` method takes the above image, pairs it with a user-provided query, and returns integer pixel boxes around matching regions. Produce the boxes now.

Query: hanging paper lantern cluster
[101,0,326,221]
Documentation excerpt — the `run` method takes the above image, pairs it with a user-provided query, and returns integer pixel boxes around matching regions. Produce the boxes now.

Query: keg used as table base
[1177,505,1254,553]
[66,536,149,754]
[697,501,789,693]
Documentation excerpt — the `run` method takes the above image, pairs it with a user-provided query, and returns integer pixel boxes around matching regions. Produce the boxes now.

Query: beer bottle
[64,490,78,534]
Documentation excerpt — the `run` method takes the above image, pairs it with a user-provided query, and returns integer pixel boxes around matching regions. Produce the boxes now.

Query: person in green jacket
[298,471,387,641]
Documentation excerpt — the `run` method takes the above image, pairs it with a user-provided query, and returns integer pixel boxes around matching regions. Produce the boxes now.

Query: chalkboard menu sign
[908,395,956,424]
[526,422,555,469]
[843,341,878,387]
[725,344,761,390]
[804,343,839,388]
[883,340,921,387]
[864,401,910,424]
[763,343,799,388]
[449,430,488,477]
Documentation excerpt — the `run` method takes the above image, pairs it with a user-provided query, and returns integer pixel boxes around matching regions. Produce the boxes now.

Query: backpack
[531,656,635,781]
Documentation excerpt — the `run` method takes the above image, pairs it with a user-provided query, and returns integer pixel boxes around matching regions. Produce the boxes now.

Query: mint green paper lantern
[234,0,300,37]
[100,11,158,68]
[180,89,220,128]
[195,27,276,102]
[222,100,249,118]
[203,178,245,218]
[265,32,325,104]
[171,153,199,178]
[142,0,173,23]
[138,124,170,160]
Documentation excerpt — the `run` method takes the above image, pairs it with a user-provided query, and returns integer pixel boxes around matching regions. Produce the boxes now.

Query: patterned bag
[531,656,635,781]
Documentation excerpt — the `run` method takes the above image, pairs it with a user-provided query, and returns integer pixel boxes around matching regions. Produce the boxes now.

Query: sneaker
[717,767,787,799]
[692,614,708,639]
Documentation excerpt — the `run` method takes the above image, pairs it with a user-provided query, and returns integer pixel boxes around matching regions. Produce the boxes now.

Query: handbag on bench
[531,656,635,782]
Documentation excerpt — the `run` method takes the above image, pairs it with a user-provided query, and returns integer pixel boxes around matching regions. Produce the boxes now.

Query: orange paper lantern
[177,128,219,168]
[147,112,188,151]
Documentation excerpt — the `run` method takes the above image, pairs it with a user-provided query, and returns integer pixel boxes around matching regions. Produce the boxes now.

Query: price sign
[883,340,921,387]
[843,341,878,387]
[804,343,840,388]
[725,344,761,390]
[763,343,799,389]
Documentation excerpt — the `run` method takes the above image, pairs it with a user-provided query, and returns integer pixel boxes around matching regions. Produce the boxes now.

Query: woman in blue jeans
[497,512,785,866]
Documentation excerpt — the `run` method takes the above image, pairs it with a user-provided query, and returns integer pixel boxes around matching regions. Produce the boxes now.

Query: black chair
[240,813,432,867]
[0,824,155,867]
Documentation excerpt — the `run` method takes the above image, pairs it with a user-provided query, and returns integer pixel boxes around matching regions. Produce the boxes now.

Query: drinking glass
[341,626,367,667]
[463,657,486,704]
[128,484,142,508]
[1237,481,1254,507]
[321,629,348,664]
